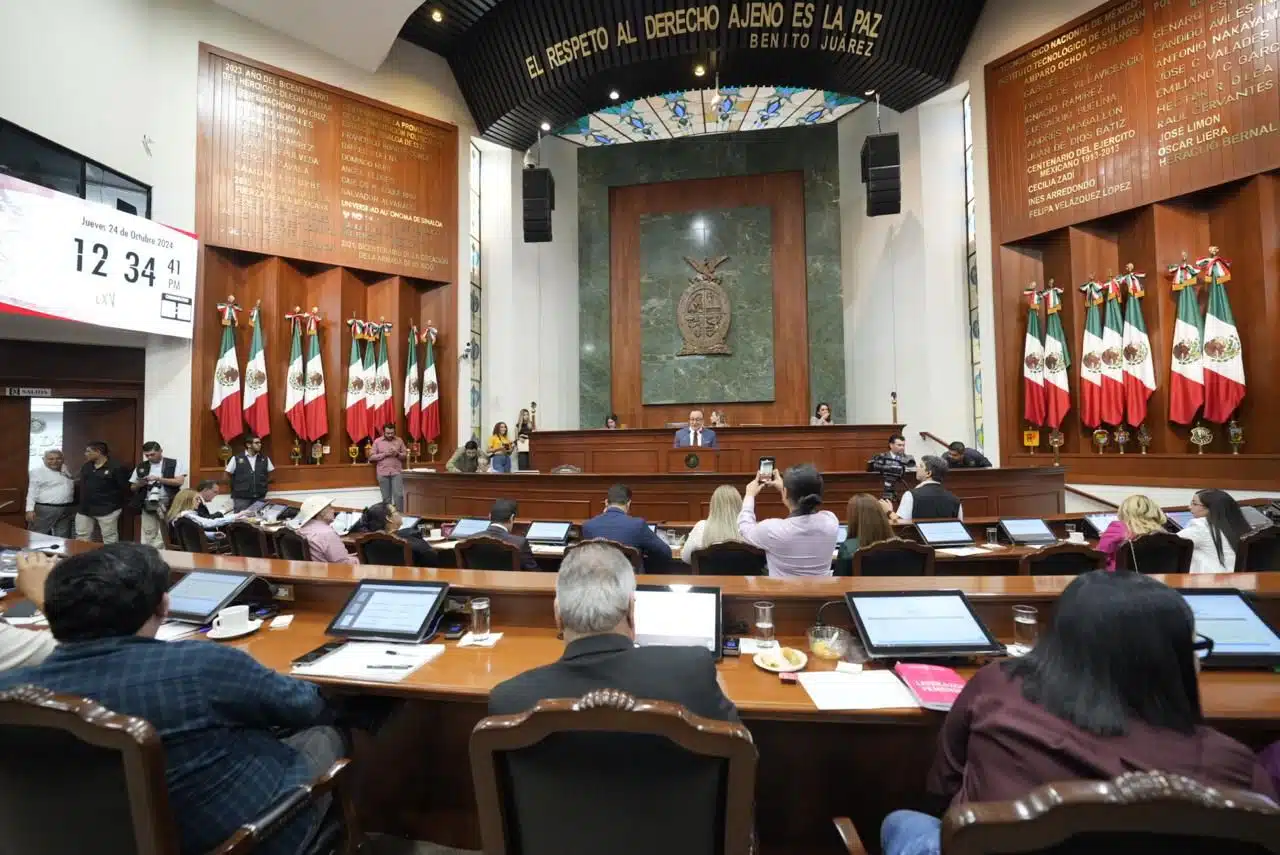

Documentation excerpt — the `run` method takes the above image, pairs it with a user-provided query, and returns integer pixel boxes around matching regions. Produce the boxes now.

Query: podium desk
[667,447,720,472]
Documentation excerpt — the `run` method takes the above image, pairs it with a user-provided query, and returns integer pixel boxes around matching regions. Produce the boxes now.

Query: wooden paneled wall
[608,172,810,427]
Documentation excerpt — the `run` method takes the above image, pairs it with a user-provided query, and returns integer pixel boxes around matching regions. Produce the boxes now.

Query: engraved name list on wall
[986,0,1280,243]
[198,46,456,281]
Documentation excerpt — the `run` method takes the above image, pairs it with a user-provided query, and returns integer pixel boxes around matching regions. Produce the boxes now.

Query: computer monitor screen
[1241,506,1272,529]
[1000,518,1055,542]
[837,524,848,542]
[331,511,359,534]
[260,503,287,522]
[916,521,973,545]
[1085,513,1118,534]
[648,523,658,533]
[326,581,450,643]
[526,521,571,542]
[167,571,254,623]
[451,518,490,538]
[844,591,1002,657]
[1166,510,1194,530]
[1181,590,1280,659]
[633,584,722,657]
[398,516,420,531]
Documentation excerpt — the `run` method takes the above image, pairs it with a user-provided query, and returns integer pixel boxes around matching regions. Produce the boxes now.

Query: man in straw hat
[292,495,356,564]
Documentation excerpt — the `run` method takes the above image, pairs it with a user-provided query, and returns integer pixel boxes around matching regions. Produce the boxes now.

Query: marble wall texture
[639,207,774,405]
[578,123,845,427]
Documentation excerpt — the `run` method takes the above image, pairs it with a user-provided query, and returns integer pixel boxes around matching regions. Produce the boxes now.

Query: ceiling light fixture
[710,72,722,105]
[864,89,875,96]
[430,8,444,22]
[540,121,551,132]
[693,63,706,77]
[609,89,620,100]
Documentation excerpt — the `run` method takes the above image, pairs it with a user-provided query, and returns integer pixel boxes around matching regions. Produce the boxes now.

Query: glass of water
[470,597,491,642]
[754,601,776,650]
[1065,522,1078,541]
[1010,605,1038,655]
[985,526,999,545]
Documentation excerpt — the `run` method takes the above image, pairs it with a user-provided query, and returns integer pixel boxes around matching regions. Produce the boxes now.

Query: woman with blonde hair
[1098,494,1167,571]
[166,489,200,521]
[683,485,744,558]
[834,493,895,576]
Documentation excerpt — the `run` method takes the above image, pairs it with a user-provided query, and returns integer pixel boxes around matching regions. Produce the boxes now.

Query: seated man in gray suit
[673,409,718,448]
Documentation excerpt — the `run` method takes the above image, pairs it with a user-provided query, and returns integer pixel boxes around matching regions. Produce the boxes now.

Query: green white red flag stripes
[1167,256,1204,425]
[301,313,327,441]
[1197,249,1245,423]
[1042,284,1071,429]
[421,326,441,442]
[1077,279,1104,429]
[369,324,394,430]
[243,303,270,437]
[344,319,369,443]
[360,328,377,437]
[1117,266,1155,427]
[211,299,244,442]
[405,325,422,441]
[284,311,307,439]
[1022,286,1046,427]
[1099,276,1126,426]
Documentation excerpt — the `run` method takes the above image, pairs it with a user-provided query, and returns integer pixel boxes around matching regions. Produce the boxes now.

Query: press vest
[230,454,270,499]
[909,482,962,519]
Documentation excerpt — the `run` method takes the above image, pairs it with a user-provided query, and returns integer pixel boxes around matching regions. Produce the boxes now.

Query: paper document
[457,631,504,648]
[530,545,565,556]
[937,547,989,557]
[797,670,920,711]
[430,540,459,550]
[292,641,445,683]
[156,621,200,642]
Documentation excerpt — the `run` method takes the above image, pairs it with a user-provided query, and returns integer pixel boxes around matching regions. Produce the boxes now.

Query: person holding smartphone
[738,463,840,578]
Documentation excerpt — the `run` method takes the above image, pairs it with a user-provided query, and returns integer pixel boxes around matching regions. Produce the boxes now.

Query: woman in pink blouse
[1097,494,1167,570]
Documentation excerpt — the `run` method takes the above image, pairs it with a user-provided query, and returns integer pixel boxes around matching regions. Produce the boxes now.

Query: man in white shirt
[26,449,76,537]
[894,456,964,522]
[225,435,275,511]
[673,410,719,448]
[129,441,186,549]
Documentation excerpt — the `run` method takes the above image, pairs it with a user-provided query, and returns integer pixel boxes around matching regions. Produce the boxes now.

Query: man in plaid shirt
[0,543,340,855]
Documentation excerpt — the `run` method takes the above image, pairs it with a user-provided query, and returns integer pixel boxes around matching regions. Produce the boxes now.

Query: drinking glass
[754,601,776,650]
[471,597,491,642]
[985,526,999,545]
[1064,522,1078,542]
[1010,605,1038,655]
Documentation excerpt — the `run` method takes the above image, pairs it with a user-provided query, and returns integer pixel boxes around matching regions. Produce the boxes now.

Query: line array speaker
[522,167,555,243]
[860,133,901,217]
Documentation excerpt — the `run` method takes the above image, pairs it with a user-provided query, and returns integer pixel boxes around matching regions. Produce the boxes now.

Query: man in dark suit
[672,409,718,448]
[489,540,738,719]
[476,498,538,570]
[580,484,672,571]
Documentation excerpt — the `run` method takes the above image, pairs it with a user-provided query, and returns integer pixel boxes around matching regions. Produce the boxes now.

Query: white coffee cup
[429,528,443,540]
[212,605,251,635]
[1068,531,1086,544]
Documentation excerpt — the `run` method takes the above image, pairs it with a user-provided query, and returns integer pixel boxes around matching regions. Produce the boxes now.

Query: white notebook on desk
[292,641,445,683]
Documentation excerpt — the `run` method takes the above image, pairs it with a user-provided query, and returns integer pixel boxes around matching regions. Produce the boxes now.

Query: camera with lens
[867,453,908,501]
[143,482,167,513]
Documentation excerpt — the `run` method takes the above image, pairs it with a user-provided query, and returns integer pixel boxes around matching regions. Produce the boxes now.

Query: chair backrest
[1236,525,1280,572]
[224,521,270,558]
[1115,531,1193,574]
[471,689,758,855]
[0,685,180,855]
[852,538,936,576]
[689,540,767,576]
[1019,542,1108,576]
[171,517,212,554]
[356,531,413,566]
[273,527,312,561]
[941,770,1280,855]
[566,537,643,571]
[456,534,521,571]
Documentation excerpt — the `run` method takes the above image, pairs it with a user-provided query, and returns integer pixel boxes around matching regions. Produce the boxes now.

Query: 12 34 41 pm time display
[73,237,184,288]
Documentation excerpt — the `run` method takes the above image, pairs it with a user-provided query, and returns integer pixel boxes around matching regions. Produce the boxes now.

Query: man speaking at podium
[673,410,718,448]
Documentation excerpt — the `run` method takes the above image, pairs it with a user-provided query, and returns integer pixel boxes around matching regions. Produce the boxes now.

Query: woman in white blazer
[1178,489,1251,574]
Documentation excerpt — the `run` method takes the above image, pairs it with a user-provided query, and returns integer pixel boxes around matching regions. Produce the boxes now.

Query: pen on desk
[367,664,414,670]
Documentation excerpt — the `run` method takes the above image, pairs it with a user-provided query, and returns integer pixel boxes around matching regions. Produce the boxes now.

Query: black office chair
[456,535,523,571]
[171,517,215,554]
[1114,531,1193,574]
[1236,525,1280,572]
[689,541,767,576]
[224,521,272,558]
[274,527,312,561]
[1019,542,1107,576]
[851,538,935,576]
[356,532,413,566]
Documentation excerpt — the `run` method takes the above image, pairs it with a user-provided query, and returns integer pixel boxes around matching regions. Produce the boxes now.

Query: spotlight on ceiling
[430,8,444,22]
[540,121,551,132]
[609,89,620,101]
[693,64,706,77]
[864,89,876,96]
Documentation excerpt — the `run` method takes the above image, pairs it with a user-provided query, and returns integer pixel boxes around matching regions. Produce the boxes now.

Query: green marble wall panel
[639,207,774,405]
[579,124,844,427]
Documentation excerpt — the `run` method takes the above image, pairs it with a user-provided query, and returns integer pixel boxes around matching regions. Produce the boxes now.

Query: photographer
[130,441,185,548]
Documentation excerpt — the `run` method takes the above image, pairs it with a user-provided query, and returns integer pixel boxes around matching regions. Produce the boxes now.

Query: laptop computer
[1241,505,1272,530]
[450,517,490,539]
[1083,513,1118,537]
[525,521,572,545]
[915,521,975,548]
[998,518,1056,545]
[1166,510,1194,531]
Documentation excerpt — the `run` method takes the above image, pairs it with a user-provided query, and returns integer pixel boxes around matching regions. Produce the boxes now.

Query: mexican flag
[1199,251,1245,422]
[421,327,441,442]
[405,325,422,441]
[302,314,327,441]
[1099,277,1126,426]
[211,301,243,442]
[284,314,307,438]
[360,330,377,436]
[344,320,368,443]
[1043,286,1071,429]
[1119,268,1155,427]
[1078,280,1104,429]
[370,324,394,430]
[1168,258,1204,424]
[1022,290,1046,426]
[243,304,270,437]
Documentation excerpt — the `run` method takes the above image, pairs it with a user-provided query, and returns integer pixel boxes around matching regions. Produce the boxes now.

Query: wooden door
[63,399,140,538]
[0,398,32,531]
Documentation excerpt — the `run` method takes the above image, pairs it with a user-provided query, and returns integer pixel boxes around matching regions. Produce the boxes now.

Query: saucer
[207,618,264,640]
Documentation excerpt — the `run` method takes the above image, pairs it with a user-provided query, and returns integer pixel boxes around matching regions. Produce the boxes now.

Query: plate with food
[753,646,808,673]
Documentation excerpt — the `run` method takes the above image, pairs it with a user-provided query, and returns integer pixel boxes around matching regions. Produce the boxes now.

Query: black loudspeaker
[860,133,901,216]
[522,167,555,243]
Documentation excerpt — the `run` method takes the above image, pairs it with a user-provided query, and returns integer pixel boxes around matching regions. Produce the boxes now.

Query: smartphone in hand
[757,456,776,483]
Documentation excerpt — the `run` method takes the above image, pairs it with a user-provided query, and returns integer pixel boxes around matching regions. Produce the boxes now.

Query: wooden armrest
[832,817,869,855]
[210,758,352,855]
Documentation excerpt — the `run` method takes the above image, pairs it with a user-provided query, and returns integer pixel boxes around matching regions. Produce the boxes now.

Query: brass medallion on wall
[677,256,732,356]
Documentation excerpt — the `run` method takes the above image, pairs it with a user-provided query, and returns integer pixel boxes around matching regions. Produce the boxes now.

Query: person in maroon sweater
[881,571,1277,855]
